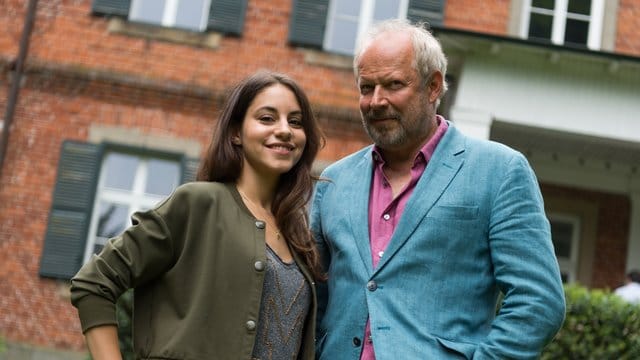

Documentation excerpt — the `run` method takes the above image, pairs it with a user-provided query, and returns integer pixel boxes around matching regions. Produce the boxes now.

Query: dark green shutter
[39,141,101,279]
[288,0,329,48]
[181,157,201,183]
[407,0,445,27]
[91,0,131,17]
[207,0,248,35]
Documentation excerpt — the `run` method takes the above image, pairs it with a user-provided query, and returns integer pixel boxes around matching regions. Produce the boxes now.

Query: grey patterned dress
[251,246,311,360]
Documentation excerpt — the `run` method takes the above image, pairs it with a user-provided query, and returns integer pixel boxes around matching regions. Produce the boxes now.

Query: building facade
[1,0,639,357]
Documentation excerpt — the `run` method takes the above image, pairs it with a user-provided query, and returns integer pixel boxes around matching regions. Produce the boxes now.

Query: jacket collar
[347,122,467,275]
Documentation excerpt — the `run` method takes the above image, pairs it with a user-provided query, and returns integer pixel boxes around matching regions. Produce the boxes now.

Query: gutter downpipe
[0,0,39,179]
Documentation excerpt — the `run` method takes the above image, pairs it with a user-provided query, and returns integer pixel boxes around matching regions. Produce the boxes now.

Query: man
[614,270,640,304]
[310,19,566,359]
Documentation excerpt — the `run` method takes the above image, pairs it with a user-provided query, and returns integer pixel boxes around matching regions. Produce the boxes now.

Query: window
[83,152,181,263]
[549,214,581,283]
[91,0,248,36]
[39,141,199,280]
[130,0,212,32]
[288,0,444,54]
[521,0,604,50]
[324,0,409,55]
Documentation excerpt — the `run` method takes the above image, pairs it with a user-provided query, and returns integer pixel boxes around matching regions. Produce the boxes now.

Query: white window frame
[548,213,581,283]
[520,0,605,50]
[130,0,212,32]
[324,0,409,55]
[83,152,180,264]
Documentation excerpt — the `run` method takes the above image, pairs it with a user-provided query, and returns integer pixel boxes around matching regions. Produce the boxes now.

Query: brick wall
[21,0,360,110]
[445,0,511,35]
[0,0,25,56]
[616,0,640,56]
[541,184,631,289]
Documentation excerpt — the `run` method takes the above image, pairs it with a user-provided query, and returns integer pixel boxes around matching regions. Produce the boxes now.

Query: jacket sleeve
[474,153,566,359]
[310,178,331,342]
[70,190,185,333]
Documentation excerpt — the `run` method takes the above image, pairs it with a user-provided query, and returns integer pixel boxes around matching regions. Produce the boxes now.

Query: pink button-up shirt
[360,117,448,360]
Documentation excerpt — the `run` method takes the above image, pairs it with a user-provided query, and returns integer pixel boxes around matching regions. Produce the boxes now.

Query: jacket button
[255,221,265,229]
[246,320,256,331]
[352,337,361,347]
[254,261,265,271]
[367,280,377,291]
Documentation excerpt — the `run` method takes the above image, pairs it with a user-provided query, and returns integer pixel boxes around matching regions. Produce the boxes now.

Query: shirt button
[255,221,265,229]
[367,280,377,291]
[367,335,373,343]
[383,214,390,221]
[378,251,384,258]
[254,261,265,271]
[352,337,362,347]
[246,320,256,331]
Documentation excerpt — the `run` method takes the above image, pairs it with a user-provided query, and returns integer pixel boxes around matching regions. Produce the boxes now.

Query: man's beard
[362,109,418,148]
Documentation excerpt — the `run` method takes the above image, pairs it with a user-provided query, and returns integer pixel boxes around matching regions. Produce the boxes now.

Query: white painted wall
[453,50,640,143]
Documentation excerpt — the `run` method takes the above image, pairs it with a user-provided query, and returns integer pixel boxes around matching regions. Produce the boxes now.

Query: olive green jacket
[70,182,317,359]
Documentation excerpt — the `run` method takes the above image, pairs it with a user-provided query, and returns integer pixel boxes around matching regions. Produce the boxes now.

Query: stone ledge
[107,18,222,49]
[4,341,86,360]
[300,48,353,70]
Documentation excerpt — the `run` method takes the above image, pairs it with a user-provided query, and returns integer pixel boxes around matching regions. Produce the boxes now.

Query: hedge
[542,284,640,359]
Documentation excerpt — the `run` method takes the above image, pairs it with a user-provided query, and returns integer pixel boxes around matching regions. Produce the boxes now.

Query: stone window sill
[107,18,221,49]
[299,48,353,70]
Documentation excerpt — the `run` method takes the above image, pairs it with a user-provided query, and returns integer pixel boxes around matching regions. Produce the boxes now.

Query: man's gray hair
[353,18,448,98]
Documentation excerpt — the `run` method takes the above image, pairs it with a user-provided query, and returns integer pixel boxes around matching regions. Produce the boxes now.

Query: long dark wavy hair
[197,70,325,280]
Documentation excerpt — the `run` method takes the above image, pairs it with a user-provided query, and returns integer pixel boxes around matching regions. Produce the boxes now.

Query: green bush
[87,289,134,360]
[116,289,134,360]
[542,284,640,359]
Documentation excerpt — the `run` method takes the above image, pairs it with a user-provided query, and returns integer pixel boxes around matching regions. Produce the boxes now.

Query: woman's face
[237,83,307,182]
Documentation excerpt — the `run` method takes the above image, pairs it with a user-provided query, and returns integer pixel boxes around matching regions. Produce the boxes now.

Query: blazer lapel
[372,126,466,275]
[347,149,375,275]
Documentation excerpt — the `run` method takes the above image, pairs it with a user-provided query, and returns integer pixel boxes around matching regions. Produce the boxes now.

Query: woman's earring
[232,137,241,145]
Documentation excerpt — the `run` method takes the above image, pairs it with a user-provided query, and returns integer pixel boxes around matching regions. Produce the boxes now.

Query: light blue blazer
[310,123,565,359]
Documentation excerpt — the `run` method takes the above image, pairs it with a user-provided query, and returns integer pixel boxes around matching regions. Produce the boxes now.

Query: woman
[70,71,325,359]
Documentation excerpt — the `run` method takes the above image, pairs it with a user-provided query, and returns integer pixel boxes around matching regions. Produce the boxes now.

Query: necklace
[237,188,281,241]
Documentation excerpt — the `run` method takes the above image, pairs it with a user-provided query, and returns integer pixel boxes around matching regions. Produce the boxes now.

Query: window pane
[564,18,589,46]
[92,242,105,255]
[175,0,207,31]
[96,201,129,238]
[103,153,139,191]
[334,0,361,17]
[146,159,180,196]
[92,234,111,255]
[532,0,554,10]
[328,18,359,54]
[373,0,400,21]
[131,0,166,25]
[551,221,573,258]
[568,0,591,15]
[528,13,553,41]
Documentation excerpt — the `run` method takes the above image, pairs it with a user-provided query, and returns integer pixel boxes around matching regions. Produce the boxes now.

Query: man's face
[357,32,439,151]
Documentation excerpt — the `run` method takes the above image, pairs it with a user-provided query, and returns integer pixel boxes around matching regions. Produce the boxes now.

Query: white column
[627,182,640,271]
[449,106,493,140]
